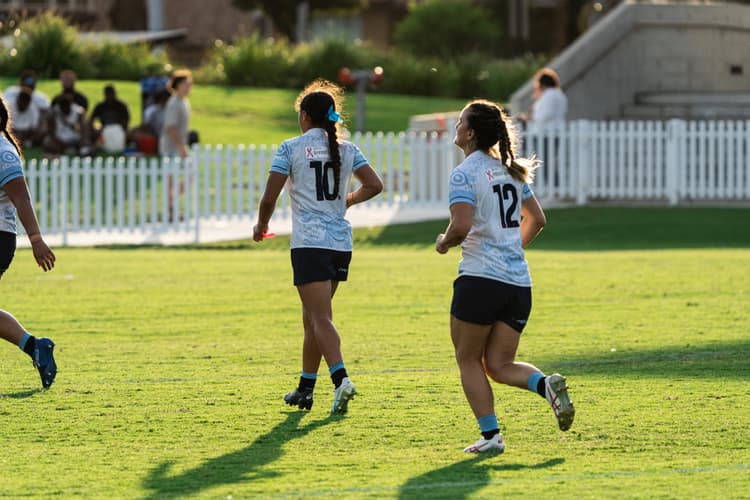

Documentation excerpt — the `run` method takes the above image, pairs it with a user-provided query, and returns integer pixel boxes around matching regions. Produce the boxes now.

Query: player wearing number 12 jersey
[253,80,383,415]
[436,99,575,454]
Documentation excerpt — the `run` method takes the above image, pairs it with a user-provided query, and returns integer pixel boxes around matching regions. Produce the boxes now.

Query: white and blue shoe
[331,377,356,415]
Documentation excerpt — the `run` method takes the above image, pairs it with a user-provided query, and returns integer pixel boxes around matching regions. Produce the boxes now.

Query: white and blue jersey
[0,136,24,234]
[270,128,369,251]
[449,151,535,287]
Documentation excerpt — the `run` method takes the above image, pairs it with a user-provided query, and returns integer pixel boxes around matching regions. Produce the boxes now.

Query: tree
[393,0,499,61]
[232,0,364,42]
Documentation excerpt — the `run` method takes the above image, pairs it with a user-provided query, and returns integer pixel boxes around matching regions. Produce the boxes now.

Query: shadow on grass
[543,340,750,380]
[0,388,42,399]
[398,456,564,499]
[141,410,336,499]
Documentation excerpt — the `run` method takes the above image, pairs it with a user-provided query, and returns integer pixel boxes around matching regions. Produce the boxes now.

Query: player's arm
[2,177,55,271]
[436,202,473,254]
[520,195,546,247]
[253,172,287,242]
[346,165,383,208]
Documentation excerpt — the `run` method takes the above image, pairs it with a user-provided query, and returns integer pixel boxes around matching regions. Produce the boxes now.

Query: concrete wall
[510,1,750,120]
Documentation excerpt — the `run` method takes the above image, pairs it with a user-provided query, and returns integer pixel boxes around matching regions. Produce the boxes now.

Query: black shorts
[291,248,352,286]
[0,231,17,279]
[451,275,532,332]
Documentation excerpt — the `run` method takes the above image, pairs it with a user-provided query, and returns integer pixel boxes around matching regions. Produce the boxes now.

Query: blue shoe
[33,338,57,389]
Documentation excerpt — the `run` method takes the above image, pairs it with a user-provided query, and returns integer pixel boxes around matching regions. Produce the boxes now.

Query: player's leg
[0,234,56,388]
[296,280,355,414]
[451,315,503,453]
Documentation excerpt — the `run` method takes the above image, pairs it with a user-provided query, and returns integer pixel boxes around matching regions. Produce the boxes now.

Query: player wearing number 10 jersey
[436,99,575,454]
[253,80,383,416]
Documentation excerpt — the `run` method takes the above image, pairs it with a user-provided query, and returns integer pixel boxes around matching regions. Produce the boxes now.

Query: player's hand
[32,240,55,272]
[252,224,267,242]
[435,234,448,254]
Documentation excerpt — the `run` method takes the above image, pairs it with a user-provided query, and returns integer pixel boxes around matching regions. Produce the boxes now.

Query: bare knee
[484,359,514,384]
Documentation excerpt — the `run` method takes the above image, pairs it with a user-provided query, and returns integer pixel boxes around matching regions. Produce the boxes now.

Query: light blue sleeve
[0,150,24,188]
[270,142,291,175]
[522,183,534,201]
[449,168,475,206]
[351,144,369,171]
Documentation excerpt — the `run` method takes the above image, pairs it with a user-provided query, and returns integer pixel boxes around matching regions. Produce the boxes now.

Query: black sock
[23,336,36,357]
[298,376,316,392]
[331,368,347,388]
[536,377,547,398]
[482,429,499,440]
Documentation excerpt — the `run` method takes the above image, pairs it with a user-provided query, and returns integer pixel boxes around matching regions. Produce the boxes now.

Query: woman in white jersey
[436,99,574,453]
[253,80,383,415]
[0,96,57,388]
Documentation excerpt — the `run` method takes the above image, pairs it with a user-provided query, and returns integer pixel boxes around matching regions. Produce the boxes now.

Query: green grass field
[1,207,749,498]
[1,77,466,146]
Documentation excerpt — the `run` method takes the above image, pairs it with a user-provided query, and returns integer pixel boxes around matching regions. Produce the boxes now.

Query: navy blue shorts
[0,231,16,279]
[291,248,352,286]
[451,275,532,332]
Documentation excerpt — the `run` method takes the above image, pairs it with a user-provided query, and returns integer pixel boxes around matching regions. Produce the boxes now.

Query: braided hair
[464,99,537,183]
[296,80,345,198]
[0,96,23,161]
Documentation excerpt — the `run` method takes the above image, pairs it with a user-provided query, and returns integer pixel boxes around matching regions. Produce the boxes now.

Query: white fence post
[665,119,685,206]
[576,120,591,206]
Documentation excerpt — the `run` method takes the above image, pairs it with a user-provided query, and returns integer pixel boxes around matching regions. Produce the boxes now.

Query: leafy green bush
[8,11,91,77]
[393,0,499,61]
[83,41,169,80]
[295,38,370,86]
[218,35,294,87]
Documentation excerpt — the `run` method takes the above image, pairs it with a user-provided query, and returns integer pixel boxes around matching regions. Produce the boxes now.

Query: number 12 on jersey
[492,183,519,228]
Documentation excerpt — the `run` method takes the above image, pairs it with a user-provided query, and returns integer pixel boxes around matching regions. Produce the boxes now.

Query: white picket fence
[20,119,750,245]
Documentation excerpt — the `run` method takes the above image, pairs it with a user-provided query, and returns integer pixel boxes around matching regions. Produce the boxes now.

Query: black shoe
[284,388,313,410]
[33,338,57,389]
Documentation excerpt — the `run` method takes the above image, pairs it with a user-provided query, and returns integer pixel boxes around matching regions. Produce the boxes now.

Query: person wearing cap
[8,89,46,148]
[3,70,51,113]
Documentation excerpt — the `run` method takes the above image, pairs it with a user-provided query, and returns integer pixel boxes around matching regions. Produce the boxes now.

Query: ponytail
[324,120,341,195]
[0,96,23,161]
[464,99,538,183]
[296,80,346,198]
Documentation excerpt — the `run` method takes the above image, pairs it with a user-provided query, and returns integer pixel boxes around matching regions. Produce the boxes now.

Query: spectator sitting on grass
[44,90,91,157]
[8,89,46,148]
[3,70,50,114]
[51,69,88,113]
[90,84,130,153]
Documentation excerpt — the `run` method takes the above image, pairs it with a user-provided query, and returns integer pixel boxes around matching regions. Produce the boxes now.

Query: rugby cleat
[463,433,505,454]
[284,387,314,410]
[331,377,356,415]
[545,373,575,431]
[33,337,57,389]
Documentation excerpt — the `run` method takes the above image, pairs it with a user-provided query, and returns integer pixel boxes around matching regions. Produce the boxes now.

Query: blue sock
[527,371,546,398]
[477,414,499,440]
[19,332,36,357]
[18,332,32,351]
[329,361,347,388]
[298,371,317,391]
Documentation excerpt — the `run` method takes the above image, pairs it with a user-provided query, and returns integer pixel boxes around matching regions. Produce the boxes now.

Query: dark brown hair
[0,96,23,160]
[295,79,345,196]
[463,99,537,183]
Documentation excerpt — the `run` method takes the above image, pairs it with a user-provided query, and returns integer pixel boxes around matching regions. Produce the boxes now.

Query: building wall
[510,2,750,120]
[162,0,260,46]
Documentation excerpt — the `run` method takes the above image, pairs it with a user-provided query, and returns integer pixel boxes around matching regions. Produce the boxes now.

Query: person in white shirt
[8,89,45,148]
[530,68,567,125]
[253,79,383,415]
[435,99,574,454]
[44,90,90,156]
[3,70,51,114]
